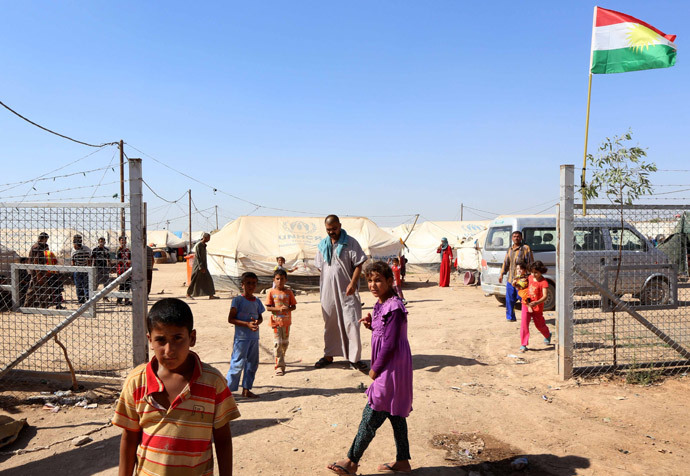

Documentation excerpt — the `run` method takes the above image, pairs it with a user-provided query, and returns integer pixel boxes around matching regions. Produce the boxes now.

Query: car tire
[495,295,506,306]
[640,279,670,306]
[543,282,556,311]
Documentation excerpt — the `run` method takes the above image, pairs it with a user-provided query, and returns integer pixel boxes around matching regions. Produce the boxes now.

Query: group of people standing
[21,233,140,308]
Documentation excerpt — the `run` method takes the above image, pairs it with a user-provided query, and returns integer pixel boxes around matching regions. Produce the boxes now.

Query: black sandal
[315,357,333,368]
[350,360,369,372]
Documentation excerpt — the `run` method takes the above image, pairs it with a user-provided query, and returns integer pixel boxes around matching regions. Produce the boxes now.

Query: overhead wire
[0,99,118,148]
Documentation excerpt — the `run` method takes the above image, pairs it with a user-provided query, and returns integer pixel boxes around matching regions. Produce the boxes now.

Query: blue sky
[0,1,687,230]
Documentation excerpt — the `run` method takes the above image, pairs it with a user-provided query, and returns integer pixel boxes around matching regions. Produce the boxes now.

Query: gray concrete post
[128,158,148,366]
[557,165,574,379]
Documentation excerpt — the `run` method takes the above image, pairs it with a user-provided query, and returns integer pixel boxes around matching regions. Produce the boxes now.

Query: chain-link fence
[558,165,690,378]
[0,160,148,404]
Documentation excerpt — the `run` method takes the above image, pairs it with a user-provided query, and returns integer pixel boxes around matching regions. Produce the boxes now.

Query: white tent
[207,216,402,290]
[388,221,489,273]
[148,230,188,249]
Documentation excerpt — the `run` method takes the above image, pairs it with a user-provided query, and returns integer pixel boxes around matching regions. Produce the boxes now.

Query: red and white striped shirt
[112,352,240,476]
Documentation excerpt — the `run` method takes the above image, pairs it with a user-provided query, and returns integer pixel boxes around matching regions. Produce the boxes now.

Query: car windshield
[485,226,512,251]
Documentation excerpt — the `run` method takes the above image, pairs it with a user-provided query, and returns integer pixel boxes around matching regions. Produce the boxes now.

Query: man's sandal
[314,357,333,368]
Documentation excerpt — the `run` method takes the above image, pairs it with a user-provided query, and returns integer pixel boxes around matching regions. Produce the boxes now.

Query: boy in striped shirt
[113,298,239,475]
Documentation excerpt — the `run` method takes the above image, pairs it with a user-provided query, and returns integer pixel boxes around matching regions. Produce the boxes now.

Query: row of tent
[204,216,490,290]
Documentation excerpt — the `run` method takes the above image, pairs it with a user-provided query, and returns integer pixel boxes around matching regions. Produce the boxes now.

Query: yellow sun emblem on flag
[626,24,662,52]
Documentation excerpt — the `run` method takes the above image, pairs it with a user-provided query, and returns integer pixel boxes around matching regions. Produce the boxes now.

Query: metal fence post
[557,165,574,379]
[128,158,148,366]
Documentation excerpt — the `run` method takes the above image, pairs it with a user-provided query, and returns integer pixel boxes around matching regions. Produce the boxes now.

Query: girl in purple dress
[327,261,413,475]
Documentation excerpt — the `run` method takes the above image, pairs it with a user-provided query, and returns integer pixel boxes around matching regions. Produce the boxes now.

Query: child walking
[226,272,265,398]
[273,256,298,288]
[112,298,239,476]
[265,268,297,376]
[388,257,407,304]
[326,261,413,475]
[520,260,552,352]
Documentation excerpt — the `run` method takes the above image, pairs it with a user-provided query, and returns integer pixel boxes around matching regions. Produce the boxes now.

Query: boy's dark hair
[240,271,258,283]
[515,260,528,270]
[529,260,548,274]
[276,256,285,261]
[147,298,193,333]
[392,257,400,263]
[512,230,523,236]
[273,268,287,278]
[364,261,394,280]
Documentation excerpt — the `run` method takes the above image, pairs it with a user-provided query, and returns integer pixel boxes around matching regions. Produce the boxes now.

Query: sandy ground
[1,262,689,475]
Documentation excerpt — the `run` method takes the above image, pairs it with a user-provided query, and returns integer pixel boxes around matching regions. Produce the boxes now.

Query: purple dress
[365,296,413,417]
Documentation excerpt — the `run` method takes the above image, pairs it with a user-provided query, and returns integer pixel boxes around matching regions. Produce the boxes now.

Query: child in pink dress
[326,261,413,475]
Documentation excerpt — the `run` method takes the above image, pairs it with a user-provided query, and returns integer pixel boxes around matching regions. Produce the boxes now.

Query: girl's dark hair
[364,261,394,280]
[147,298,193,333]
[529,260,548,274]
[240,271,258,283]
[516,260,528,270]
[273,268,287,278]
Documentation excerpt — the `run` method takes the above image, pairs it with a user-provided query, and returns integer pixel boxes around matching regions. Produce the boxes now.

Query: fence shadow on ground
[414,354,488,372]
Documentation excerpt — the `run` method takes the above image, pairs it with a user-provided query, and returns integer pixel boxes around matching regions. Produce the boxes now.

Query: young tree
[581,131,657,366]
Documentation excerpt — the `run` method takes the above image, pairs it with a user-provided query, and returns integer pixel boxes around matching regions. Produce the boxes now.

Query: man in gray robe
[314,215,368,371]
[186,233,219,299]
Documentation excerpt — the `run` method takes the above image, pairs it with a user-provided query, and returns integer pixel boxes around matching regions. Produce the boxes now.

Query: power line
[0,164,117,193]
[0,99,118,148]
[142,180,188,204]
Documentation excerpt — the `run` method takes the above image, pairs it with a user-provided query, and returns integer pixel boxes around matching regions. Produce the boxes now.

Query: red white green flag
[590,7,677,74]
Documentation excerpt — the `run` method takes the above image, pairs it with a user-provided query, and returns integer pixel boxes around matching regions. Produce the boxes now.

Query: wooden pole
[581,73,593,217]
[215,205,219,231]
[188,189,192,255]
[119,139,126,235]
[460,203,463,221]
[128,158,148,366]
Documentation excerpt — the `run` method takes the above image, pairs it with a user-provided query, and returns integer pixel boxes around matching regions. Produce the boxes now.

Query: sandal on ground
[544,333,552,345]
[241,389,259,399]
[350,360,369,372]
[275,368,285,376]
[315,357,334,368]
[378,462,412,473]
[327,463,357,475]
[209,295,220,299]
[519,345,528,353]
[186,295,195,300]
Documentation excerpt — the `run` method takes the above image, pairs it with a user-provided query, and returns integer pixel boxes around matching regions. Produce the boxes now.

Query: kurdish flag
[590,7,677,74]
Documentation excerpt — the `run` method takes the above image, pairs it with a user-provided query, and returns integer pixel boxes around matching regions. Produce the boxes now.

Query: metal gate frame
[0,158,148,385]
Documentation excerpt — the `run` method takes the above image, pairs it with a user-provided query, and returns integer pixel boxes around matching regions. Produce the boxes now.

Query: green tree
[581,131,657,366]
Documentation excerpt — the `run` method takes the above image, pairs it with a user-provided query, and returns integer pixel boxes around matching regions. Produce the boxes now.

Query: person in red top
[519,261,552,352]
[265,268,297,376]
[388,256,407,304]
[116,236,132,305]
[436,238,453,287]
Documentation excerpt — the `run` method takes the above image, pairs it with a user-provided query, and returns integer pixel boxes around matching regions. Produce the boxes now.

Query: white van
[480,216,557,310]
[481,215,676,311]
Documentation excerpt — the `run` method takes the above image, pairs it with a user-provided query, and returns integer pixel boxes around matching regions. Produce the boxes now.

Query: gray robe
[186,241,215,297]
[315,235,367,362]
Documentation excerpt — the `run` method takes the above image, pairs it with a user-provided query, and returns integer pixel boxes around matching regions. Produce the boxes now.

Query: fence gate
[0,159,148,402]
[558,165,690,378]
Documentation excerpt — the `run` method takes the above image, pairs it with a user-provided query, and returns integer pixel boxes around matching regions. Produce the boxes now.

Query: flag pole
[581,72,592,217]
[582,6,598,217]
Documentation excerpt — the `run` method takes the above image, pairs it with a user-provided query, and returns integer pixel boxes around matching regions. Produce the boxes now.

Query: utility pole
[119,140,125,237]
[188,189,192,255]
[215,205,219,231]
[460,203,464,221]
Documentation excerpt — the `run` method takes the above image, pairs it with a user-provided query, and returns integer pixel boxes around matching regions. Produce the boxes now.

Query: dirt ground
[1,262,689,475]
